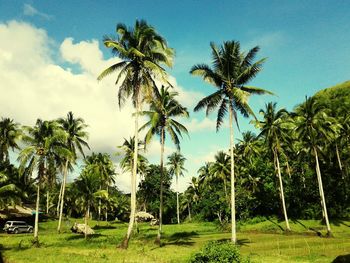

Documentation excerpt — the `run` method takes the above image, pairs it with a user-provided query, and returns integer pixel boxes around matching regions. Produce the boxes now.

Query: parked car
[3,221,33,234]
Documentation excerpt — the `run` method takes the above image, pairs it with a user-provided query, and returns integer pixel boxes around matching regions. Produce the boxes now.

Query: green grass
[1,218,350,262]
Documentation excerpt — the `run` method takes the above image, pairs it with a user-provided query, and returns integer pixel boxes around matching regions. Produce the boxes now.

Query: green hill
[313,80,350,116]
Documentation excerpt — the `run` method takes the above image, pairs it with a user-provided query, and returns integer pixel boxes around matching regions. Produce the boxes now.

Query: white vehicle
[3,221,33,234]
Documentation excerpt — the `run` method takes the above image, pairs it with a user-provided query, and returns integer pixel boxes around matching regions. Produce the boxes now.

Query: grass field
[1,218,349,262]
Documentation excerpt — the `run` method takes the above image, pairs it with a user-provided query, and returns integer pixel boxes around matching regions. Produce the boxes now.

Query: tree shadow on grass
[267,218,285,232]
[291,219,323,237]
[331,219,350,228]
[215,238,251,247]
[65,233,104,241]
[155,231,199,247]
[92,225,117,230]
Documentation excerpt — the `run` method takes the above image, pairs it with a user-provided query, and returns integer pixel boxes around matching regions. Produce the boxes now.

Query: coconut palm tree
[139,86,189,245]
[294,96,337,236]
[190,41,272,243]
[84,152,115,222]
[167,151,187,224]
[19,119,70,245]
[0,117,21,163]
[75,166,107,239]
[256,102,291,231]
[209,151,231,201]
[98,20,174,249]
[57,112,90,233]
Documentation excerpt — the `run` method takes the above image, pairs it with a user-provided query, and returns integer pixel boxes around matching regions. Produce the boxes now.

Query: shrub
[189,241,249,263]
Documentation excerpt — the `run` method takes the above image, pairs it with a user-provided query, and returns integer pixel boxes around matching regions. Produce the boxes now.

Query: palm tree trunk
[56,180,64,217]
[98,186,101,224]
[33,181,40,246]
[85,201,89,240]
[335,143,344,179]
[57,160,68,233]
[46,190,49,214]
[229,108,236,244]
[275,149,291,231]
[122,96,140,249]
[155,128,165,246]
[188,203,191,221]
[105,186,108,222]
[313,146,332,236]
[176,174,180,224]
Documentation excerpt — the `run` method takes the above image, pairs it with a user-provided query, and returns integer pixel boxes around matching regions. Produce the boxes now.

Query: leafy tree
[256,102,291,231]
[0,117,21,163]
[19,119,70,245]
[98,20,174,249]
[57,112,90,233]
[191,41,271,243]
[294,97,337,236]
[167,151,187,224]
[139,86,188,245]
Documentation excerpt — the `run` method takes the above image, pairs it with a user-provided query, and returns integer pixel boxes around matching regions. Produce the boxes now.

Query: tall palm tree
[19,119,69,245]
[139,86,189,245]
[167,151,187,224]
[0,117,21,163]
[256,102,291,231]
[57,112,90,233]
[98,20,174,249]
[294,97,336,236]
[191,41,271,243]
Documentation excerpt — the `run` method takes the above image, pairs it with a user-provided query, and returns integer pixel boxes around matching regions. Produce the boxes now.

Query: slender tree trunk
[121,96,140,249]
[57,160,69,233]
[105,186,108,222]
[33,180,40,246]
[85,201,90,240]
[46,190,49,215]
[275,149,291,231]
[155,128,165,246]
[98,186,101,224]
[188,204,191,221]
[335,143,344,179]
[229,108,236,244]
[176,174,180,224]
[56,180,64,217]
[313,147,332,236]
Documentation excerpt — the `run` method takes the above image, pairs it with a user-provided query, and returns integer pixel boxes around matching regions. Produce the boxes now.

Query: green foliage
[190,241,247,263]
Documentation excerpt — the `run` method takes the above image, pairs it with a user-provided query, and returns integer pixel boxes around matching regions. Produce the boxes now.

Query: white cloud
[0,20,200,193]
[185,117,216,133]
[23,4,53,20]
[245,31,286,50]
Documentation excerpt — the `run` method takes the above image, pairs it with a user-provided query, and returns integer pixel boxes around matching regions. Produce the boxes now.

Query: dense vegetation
[1,19,349,261]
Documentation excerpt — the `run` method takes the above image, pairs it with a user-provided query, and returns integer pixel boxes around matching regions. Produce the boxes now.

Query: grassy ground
[1,218,349,262]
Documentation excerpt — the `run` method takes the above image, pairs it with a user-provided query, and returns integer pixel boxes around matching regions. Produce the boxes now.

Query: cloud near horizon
[0,20,209,193]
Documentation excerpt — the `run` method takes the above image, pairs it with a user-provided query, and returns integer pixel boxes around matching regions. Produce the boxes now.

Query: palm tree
[209,151,231,201]
[294,97,336,236]
[139,86,189,245]
[75,166,107,239]
[256,102,291,231]
[190,41,271,243]
[167,151,187,224]
[57,112,90,233]
[0,117,21,163]
[98,20,174,249]
[84,153,115,222]
[19,119,69,245]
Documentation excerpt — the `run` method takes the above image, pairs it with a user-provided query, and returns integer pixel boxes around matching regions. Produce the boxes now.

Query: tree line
[1,19,349,249]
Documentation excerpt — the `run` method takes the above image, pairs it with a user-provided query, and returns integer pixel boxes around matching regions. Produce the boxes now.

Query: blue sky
[1,0,350,192]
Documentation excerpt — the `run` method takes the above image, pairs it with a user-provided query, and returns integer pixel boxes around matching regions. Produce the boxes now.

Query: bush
[189,241,249,263]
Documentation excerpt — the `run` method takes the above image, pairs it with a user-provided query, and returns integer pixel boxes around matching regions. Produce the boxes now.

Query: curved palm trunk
[275,149,291,231]
[155,129,165,246]
[313,147,332,236]
[33,181,40,246]
[57,160,69,233]
[229,108,236,244]
[335,143,344,179]
[46,190,50,214]
[188,203,191,221]
[105,186,109,222]
[176,174,180,224]
[121,97,140,249]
